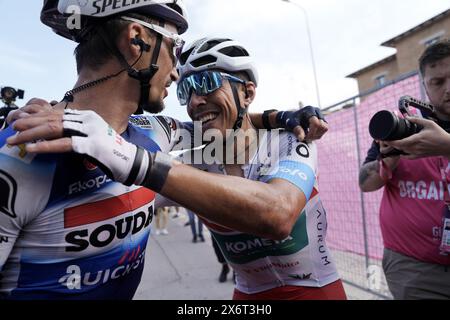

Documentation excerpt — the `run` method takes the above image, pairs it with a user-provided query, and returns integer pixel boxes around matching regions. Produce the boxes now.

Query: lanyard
[438,157,450,255]
[439,157,450,204]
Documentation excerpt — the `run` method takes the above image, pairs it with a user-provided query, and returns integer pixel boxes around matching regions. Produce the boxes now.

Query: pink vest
[380,156,450,265]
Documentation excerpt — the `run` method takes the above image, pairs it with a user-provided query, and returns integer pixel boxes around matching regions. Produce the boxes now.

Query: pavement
[134,210,235,300]
[134,209,384,300]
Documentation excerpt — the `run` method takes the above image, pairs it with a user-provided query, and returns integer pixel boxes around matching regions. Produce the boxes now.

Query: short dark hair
[74,14,157,73]
[419,39,450,76]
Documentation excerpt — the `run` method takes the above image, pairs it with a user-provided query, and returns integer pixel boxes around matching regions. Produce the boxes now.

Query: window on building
[375,74,387,87]
[425,36,441,47]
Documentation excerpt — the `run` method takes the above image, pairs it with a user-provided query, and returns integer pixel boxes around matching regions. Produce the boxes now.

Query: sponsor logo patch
[64,188,155,252]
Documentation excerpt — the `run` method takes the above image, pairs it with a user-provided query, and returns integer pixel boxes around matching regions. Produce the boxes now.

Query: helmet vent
[197,38,231,53]
[179,46,195,65]
[166,3,182,15]
[219,46,249,57]
[191,55,217,67]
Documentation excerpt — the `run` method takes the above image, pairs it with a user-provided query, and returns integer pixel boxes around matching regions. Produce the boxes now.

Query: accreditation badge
[440,206,450,254]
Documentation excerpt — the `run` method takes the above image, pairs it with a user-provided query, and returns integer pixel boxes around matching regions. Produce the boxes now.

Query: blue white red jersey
[0,115,185,299]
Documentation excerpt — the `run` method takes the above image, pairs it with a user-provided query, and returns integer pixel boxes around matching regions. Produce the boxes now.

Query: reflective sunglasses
[121,16,185,62]
[177,71,246,106]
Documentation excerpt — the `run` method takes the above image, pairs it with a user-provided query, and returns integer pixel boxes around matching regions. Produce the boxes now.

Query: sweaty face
[143,22,179,114]
[187,81,239,136]
[423,56,450,120]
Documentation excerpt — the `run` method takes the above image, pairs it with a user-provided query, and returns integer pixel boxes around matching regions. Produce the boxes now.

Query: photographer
[0,87,23,129]
[359,40,450,300]
[0,106,17,129]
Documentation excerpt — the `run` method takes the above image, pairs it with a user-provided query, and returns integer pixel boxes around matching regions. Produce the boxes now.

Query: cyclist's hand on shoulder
[10,109,158,187]
[6,98,55,125]
[9,109,169,189]
[8,99,66,149]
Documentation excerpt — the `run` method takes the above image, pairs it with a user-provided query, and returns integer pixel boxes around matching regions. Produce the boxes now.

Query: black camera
[369,96,436,141]
[1,86,24,106]
[1,87,24,128]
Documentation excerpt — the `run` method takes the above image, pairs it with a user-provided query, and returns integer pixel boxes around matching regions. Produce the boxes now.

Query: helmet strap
[231,82,247,131]
[132,19,164,114]
[69,22,165,115]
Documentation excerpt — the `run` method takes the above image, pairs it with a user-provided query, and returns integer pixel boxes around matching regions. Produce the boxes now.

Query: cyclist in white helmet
[172,38,346,300]
[0,0,326,300]
[7,34,341,300]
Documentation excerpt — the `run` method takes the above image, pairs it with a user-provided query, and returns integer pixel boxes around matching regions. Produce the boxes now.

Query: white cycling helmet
[41,0,189,42]
[177,37,258,86]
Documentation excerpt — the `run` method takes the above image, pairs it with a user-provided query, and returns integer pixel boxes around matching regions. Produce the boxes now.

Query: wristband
[262,109,278,130]
[143,151,174,192]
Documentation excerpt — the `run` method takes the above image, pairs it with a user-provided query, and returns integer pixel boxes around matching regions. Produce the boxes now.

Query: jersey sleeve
[0,126,53,272]
[128,115,183,153]
[129,115,200,153]
[0,128,22,271]
[260,132,317,200]
[150,116,196,152]
[0,165,20,272]
[363,140,380,165]
[0,203,20,272]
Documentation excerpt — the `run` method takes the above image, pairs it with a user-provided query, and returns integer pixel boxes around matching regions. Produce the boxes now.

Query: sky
[0,0,449,122]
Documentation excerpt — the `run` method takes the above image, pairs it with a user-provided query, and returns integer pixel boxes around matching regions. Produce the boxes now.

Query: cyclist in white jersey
[171,38,346,299]
[8,36,342,299]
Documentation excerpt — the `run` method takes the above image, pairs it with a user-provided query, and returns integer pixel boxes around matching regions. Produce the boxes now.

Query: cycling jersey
[0,115,186,299]
[177,131,341,295]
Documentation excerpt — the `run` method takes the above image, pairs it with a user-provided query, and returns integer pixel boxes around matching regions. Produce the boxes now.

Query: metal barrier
[316,71,425,299]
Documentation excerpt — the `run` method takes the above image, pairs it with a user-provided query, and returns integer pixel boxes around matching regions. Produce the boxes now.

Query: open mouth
[196,112,220,126]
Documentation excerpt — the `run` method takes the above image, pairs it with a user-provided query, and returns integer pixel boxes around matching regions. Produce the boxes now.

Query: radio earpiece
[131,36,151,52]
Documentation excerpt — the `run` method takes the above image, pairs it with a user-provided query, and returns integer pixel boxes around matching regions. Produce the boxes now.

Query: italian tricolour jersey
[178,131,340,294]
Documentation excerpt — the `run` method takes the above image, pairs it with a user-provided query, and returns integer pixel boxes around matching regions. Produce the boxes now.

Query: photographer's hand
[377,141,401,182]
[378,141,401,167]
[358,141,400,193]
[385,117,450,159]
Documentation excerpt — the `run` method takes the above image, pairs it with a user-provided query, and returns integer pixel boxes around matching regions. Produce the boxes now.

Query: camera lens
[1,87,17,100]
[369,111,398,140]
[369,110,422,141]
